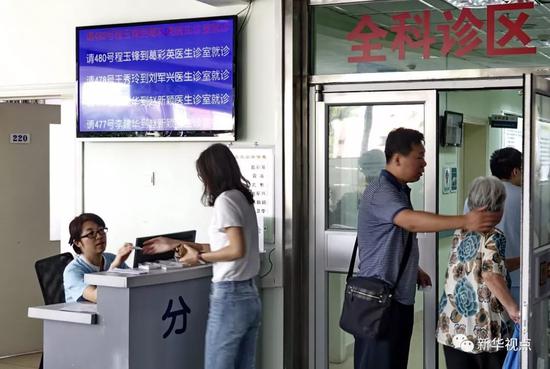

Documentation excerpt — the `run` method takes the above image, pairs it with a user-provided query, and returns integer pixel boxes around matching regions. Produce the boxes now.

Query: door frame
[309,76,528,369]
[312,89,438,369]
[522,73,550,369]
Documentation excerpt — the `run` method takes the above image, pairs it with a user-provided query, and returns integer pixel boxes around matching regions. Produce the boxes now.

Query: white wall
[0,1,284,367]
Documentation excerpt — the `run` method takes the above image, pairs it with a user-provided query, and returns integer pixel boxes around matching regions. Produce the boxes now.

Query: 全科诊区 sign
[347,1,536,63]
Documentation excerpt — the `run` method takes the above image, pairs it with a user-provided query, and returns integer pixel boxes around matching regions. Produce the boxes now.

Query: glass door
[522,74,550,369]
[311,89,437,369]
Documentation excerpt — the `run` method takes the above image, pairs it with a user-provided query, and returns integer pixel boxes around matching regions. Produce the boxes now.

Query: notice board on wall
[230,146,275,245]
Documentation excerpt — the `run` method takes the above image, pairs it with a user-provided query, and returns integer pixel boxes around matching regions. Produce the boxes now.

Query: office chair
[34,252,73,305]
[34,252,74,369]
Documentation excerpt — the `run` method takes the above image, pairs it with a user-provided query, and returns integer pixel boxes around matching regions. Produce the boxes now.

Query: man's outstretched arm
[394,208,501,233]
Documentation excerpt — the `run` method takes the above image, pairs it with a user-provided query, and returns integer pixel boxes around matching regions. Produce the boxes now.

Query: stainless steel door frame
[311,89,438,369]
[522,74,550,369]
[521,73,533,369]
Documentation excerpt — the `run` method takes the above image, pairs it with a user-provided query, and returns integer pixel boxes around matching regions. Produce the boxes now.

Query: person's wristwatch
[197,252,206,265]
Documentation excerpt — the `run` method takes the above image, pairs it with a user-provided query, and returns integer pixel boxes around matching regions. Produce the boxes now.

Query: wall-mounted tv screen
[76,16,236,140]
[441,110,463,147]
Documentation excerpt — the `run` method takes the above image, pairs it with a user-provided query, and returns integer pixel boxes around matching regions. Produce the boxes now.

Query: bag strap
[346,237,360,282]
[346,231,413,288]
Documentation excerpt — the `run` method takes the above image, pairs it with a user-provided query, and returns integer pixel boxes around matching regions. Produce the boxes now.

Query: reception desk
[28,265,212,369]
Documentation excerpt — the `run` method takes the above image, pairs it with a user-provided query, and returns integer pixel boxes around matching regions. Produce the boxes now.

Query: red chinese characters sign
[347,2,536,63]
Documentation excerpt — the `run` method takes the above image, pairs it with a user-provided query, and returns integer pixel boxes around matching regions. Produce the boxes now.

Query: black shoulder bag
[339,231,413,338]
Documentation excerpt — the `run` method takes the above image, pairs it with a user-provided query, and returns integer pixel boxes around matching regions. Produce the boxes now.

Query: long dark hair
[196,144,254,206]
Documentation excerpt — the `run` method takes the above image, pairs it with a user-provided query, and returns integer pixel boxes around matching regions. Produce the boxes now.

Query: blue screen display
[77,16,236,139]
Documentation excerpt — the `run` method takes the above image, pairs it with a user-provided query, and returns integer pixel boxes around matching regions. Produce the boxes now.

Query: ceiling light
[445,0,518,8]
[196,0,249,6]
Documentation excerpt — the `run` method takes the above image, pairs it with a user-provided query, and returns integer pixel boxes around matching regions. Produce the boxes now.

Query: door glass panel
[435,88,524,369]
[531,85,550,369]
[327,273,425,369]
[327,104,425,229]
[533,93,550,249]
[326,103,425,369]
[327,272,355,369]
[532,299,550,369]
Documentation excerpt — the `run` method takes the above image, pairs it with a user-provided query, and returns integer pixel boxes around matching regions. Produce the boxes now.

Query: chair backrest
[34,252,74,305]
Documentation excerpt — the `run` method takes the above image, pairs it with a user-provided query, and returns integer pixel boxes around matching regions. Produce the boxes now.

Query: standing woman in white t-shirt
[142,143,261,369]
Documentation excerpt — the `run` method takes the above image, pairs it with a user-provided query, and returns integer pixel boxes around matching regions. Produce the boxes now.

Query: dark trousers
[443,345,507,369]
[353,300,414,369]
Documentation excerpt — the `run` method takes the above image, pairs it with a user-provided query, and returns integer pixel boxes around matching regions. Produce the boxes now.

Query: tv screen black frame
[441,110,463,147]
[76,16,237,141]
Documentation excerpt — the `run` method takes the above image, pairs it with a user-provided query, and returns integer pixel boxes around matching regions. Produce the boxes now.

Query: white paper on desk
[160,261,184,270]
[109,268,148,275]
[61,303,98,313]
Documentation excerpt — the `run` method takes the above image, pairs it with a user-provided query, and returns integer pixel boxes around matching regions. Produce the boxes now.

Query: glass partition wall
[526,76,550,369]
[311,1,550,75]
[304,2,550,369]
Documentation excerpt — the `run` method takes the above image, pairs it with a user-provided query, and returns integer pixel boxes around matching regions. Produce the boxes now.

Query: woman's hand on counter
[111,243,133,269]
[142,237,180,254]
[178,245,201,266]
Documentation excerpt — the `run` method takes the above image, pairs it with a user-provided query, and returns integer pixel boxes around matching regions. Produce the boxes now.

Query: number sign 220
[9,133,30,144]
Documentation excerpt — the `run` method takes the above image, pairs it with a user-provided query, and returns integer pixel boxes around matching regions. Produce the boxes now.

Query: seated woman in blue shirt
[63,213,133,303]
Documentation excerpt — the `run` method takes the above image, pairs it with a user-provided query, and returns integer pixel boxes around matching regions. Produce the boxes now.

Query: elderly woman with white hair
[436,176,519,369]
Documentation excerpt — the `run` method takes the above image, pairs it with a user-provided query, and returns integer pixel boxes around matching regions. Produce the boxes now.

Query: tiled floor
[0,353,41,369]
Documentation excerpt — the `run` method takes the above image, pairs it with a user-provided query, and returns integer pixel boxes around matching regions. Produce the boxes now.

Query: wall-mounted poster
[230,146,275,247]
[443,167,451,194]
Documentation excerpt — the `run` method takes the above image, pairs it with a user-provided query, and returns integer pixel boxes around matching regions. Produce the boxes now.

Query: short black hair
[490,147,522,180]
[384,128,424,163]
[68,213,106,254]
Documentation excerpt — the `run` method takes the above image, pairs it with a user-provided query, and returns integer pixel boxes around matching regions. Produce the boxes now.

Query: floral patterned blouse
[436,228,513,353]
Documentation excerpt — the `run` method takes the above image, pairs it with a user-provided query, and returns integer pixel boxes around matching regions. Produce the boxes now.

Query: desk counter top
[84,264,212,288]
[28,302,98,324]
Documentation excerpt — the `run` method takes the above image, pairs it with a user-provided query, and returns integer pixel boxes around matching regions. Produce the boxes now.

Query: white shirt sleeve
[213,193,244,231]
